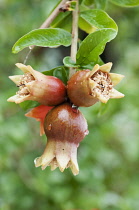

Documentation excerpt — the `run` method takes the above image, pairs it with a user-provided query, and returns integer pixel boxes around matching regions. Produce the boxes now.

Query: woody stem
[69,0,79,79]
[24,0,68,64]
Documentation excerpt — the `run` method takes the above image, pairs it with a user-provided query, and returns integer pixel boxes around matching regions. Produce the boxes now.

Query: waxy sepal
[67,63,124,107]
[34,103,89,175]
[25,105,53,136]
[7,63,67,106]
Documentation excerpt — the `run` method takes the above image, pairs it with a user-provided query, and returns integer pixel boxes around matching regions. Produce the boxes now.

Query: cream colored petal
[15,63,30,73]
[97,94,109,103]
[25,81,35,91]
[15,63,35,75]
[90,64,100,76]
[7,94,20,102]
[70,143,79,176]
[34,140,55,170]
[56,141,71,172]
[110,88,124,99]
[7,94,31,104]
[88,78,97,89]
[50,159,58,171]
[99,62,112,73]
[109,73,124,86]
[34,157,43,167]
[9,75,22,85]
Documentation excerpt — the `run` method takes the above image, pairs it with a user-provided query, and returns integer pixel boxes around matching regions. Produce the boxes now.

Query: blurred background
[1,0,139,210]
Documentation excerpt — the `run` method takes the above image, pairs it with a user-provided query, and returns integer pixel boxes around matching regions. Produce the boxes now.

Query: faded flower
[7,63,67,106]
[34,103,89,175]
[67,62,124,107]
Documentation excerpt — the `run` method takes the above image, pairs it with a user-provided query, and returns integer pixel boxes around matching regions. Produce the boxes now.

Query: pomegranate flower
[7,63,67,106]
[67,62,124,107]
[34,103,89,175]
[25,105,53,136]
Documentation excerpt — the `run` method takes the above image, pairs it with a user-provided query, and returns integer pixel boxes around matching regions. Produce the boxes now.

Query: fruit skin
[44,102,88,144]
[34,103,89,175]
[67,70,98,107]
[7,63,67,106]
[67,63,124,107]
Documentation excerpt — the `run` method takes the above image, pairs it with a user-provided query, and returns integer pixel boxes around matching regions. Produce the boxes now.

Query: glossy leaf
[20,101,40,111]
[42,66,69,85]
[63,56,80,68]
[94,0,107,9]
[109,0,139,7]
[79,9,118,33]
[98,101,110,116]
[76,29,117,65]
[83,0,94,6]
[12,28,72,53]
[51,12,72,32]
[79,57,104,70]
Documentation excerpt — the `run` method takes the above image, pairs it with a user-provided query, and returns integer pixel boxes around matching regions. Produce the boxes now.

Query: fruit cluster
[8,62,124,175]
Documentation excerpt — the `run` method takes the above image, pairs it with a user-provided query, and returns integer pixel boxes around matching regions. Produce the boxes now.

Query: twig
[24,0,68,63]
[40,0,68,29]
[69,0,79,79]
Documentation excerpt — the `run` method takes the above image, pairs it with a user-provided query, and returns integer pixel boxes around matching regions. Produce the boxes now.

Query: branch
[39,0,68,29]
[69,0,79,79]
[24,0,68,64]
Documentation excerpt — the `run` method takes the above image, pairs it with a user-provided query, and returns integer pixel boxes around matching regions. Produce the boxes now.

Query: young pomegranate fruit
[34,103,89,175]
[67,62,124,107]
[7,63,67,106]
[25,105,53,136]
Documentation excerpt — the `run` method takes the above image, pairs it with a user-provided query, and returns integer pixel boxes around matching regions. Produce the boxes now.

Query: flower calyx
[7,63,67,106]
[34,103,89,175]
[67,62,124,107]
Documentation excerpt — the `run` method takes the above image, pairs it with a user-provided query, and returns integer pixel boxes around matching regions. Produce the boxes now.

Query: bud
[7,63,67,106]
[67,63,124,107]
[25,105,53,136]
[34,103,89,175]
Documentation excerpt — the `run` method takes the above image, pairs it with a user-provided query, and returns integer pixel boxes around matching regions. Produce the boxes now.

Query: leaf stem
[69,0,79,79]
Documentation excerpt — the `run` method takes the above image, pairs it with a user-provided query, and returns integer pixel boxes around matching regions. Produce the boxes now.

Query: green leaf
[20,101,40,111]
[109,0,139,7]
[12,28,72,53]
[83,0,94,6]
[94,0,107,9]
[79,9,118,33]
[98,101,110,116]
[63,56,80,68]
[79,57,104,69]
[51,12,72,32]
[76,28,117,65]
[42,66,69,85]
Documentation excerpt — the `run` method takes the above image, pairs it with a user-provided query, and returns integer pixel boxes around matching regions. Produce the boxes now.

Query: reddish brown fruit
[7,63,67,106]
[34,103,88,175]
[67,63,124,107]
[67,69,97,107]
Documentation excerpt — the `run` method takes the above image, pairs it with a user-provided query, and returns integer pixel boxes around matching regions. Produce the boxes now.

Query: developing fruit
[34,103,89,175]
[67,63,124,107]
[7,63,67,106]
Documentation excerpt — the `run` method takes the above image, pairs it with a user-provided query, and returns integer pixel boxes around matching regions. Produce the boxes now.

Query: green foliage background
[1,1,139,210]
